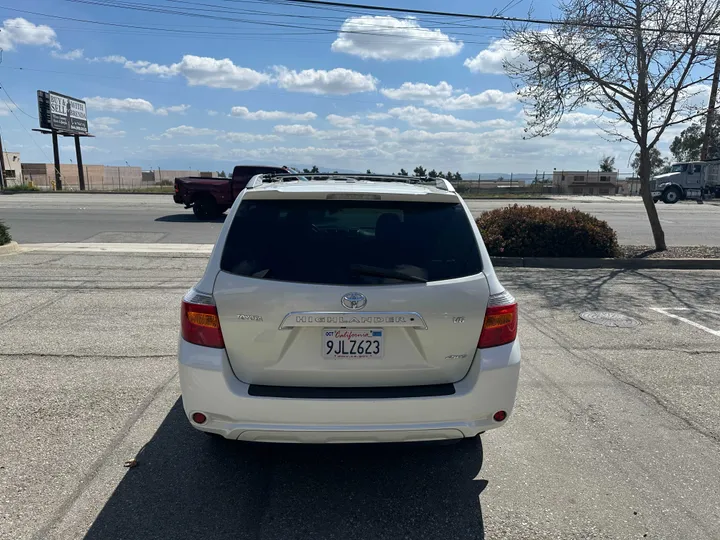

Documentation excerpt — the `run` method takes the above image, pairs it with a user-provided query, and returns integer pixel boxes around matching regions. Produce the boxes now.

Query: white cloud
[464,38,525,74]
[170,55,269,90]
[230,106,317,121]
[388,106,481,130]
[51,48,83,60]
[207,110,219,116]
[274,66,377,95]
[381,81,453,101]
[0,18,58,51]
[92,116,121,125]
[61,144,108,153]
[162,125,218,138]
[366,112,392,121]
[432,89,517,110]
[92,53,269,90]
[326,114,360,127]
[273,124,318,136]
[92,125,126,138]
[124,60,177,77]
[154,125,281,142]
[89,116,125,138]
[83,97,155,113]
[155,104,190,116]
[218,132,281,143]
[332,16,462,61]
[89,55,127,64]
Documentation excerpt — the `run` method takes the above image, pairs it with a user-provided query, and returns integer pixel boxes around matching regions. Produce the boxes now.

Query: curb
[1,190,172,196]
[0,241,20,255]
[491,256,720,270]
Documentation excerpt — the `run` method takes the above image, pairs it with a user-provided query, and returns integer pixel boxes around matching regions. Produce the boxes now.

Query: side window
[694,165,702,173]
[233,168,253,187]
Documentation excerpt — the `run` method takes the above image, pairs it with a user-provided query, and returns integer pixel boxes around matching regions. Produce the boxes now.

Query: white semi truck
[650,160,720,204]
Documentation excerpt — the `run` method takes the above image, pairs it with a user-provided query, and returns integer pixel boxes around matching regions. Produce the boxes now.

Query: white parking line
[650,307,720,337]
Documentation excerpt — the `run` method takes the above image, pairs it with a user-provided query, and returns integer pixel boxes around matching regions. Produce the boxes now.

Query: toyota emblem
[341,292,367,310]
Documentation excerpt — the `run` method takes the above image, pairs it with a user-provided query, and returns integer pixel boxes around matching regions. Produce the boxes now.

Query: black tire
[192,197,219,220]
[652,197,659,204]
[662,187,681,204]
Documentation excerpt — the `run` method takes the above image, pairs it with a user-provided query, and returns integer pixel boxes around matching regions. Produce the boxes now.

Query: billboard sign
[41,91,88,134]
[37,91,52,130]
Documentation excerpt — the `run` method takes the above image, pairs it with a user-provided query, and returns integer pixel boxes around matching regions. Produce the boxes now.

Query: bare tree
[505,0,720,250]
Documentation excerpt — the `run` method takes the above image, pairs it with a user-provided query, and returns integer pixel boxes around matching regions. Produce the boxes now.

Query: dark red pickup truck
[174,164,288,219]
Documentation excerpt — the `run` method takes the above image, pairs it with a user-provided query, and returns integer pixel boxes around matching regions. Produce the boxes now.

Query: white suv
[178,173,520,443]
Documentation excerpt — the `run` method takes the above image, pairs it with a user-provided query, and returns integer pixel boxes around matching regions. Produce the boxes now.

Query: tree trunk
[638,145,667,251]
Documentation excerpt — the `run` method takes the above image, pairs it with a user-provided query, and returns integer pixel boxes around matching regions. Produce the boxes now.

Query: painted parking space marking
[650,307,720,337]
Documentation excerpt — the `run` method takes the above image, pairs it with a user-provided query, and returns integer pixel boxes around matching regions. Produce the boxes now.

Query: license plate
[322,328,384,359]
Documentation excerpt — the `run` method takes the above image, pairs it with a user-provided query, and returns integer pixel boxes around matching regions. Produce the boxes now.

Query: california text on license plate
[322,328,384,359]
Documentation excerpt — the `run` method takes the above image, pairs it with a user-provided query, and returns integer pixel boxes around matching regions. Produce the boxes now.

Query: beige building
[2,151,22,187]
[552,170,619,195]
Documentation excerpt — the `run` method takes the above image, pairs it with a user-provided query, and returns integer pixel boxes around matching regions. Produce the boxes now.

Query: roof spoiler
[246,172,454,192]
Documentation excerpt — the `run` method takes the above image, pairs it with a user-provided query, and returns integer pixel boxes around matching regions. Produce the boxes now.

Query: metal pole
[52,130,62,190]
[74,135,85,191]
[0,136,6,189]
[701,42,720,161]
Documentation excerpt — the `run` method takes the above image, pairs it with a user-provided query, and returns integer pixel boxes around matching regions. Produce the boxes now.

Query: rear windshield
[220,199,482,285]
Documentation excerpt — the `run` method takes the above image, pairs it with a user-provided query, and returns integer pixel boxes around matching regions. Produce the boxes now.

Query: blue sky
[0,0,685,173]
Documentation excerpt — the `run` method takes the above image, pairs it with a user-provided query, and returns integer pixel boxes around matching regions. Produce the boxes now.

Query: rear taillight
[181,289,225,348]
[478,291,518,349]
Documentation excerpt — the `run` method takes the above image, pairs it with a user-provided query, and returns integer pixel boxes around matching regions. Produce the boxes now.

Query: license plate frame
[322,328,384,359]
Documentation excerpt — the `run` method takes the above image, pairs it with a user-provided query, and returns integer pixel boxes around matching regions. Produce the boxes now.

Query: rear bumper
[178,338,521,443]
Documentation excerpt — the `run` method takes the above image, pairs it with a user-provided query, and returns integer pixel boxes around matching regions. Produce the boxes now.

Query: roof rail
[246,172,454,192]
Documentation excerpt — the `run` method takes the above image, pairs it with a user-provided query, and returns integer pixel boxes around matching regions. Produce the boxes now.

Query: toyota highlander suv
[178,173,521,444]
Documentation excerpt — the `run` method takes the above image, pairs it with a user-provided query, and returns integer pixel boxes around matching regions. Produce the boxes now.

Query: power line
[0,83,37,120]
[3,4,499,45]
[0,94,53,163]
[280,0,720,37]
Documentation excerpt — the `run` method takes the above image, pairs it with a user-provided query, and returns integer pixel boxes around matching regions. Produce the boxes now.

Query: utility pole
[0,136,6,189]
[701,42,720,161]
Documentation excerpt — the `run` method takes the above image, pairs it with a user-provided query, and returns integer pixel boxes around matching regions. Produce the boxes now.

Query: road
[1,246,719,539]
[2,193,720,246]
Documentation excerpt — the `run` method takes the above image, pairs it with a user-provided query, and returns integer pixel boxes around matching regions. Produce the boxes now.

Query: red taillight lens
[478,295,518,349]
[181,291,225,348]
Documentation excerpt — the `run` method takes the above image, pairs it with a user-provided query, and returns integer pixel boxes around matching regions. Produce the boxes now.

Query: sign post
[74,135,85,191]
[35,91,92,191]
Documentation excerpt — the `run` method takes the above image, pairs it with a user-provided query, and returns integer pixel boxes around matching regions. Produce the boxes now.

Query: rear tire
[193,197,219,220]
[662,187,681,204]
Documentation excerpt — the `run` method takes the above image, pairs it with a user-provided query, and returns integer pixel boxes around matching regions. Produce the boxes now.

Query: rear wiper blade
[350,264,427,283]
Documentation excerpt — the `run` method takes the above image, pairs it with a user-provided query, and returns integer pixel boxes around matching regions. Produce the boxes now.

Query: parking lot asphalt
[3,193,720,246]
[1,250,719,539]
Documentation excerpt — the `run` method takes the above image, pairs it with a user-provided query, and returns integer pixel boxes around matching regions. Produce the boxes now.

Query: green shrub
[476,204,620,258]
[0,220,11,246]
[3,183,39,192]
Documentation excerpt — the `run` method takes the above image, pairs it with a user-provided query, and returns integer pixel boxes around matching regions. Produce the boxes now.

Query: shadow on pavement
[155,214,226,223]
[85,399,486,540]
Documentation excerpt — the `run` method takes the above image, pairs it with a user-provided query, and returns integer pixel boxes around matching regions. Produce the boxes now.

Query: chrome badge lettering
[237,314,263,321]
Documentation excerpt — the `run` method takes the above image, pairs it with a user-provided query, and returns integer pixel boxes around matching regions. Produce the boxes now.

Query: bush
[3,183,39,192]
[476,204,620,258]
[0,220,11,246]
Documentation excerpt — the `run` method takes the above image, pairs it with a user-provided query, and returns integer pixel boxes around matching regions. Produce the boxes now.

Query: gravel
[621,245,720,259]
